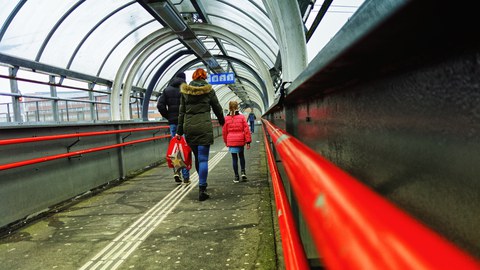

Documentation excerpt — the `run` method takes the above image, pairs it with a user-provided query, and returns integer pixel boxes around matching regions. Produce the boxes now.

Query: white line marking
[80,150,228,270]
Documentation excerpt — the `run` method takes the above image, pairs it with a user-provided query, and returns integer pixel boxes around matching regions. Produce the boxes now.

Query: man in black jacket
[157,72,190,184]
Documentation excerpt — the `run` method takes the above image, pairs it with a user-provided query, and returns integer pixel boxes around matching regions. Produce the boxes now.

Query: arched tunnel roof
[0,0,363,120]
[0,0,285,118]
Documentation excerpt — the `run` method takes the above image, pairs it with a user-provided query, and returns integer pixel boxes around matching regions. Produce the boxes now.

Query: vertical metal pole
[107,85,112,120]
[116,124,126,179]
[7,104,11,122]
[35,101,40,122]
[137,100,140,119]
[9,67,22,122]
[88,82,95,121]
[66,101,70,121]
[95,96,99,121]
[49,75,59,122]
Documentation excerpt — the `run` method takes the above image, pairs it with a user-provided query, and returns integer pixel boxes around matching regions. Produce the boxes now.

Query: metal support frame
[262,0,307,82]
[49,75,60,122]
[136,0,223,73]
[176,57,266,112]
[113,24,273,120]
[8,67,21,122]
[141,50,192,120]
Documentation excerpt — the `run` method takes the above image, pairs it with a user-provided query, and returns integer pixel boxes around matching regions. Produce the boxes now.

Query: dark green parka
[177,79,225,146]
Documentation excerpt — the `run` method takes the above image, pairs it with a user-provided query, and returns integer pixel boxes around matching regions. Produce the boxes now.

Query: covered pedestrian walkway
[1,0,480,269]
[0,129,290,270]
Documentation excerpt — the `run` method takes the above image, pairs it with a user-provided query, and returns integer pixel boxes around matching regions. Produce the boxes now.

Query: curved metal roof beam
[216,89,240,110]
[173,56,266,112]
[66,2,136,70]
[262,0,307,82]
[212,80,262,113]
[35,0,88,61]
[137,0,223,73]
[122,36,181,119]
[141,49,192,120]
[189,24,274,105]
[97,19,156,77]
[216,0,277,43]
[115,26,274,120]
[215,86,235,103]
[215,55,267,109]
[234,78,264,108]
[111,28,171,120]
[136,43,184,87]
[208,14,276,66]
[0,0,27,42]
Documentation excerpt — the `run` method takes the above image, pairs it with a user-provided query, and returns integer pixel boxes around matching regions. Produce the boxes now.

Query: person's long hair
[192,68,207,80]
[228,101,239,115]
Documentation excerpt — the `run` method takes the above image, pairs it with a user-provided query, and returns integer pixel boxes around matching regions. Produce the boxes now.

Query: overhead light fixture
[204,57,219,68]
[150,1,187,32]
[185,39,207,55]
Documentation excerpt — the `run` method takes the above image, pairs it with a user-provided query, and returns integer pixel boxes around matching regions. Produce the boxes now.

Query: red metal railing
[262,129,309,270]
[0,126,170,170]
[0,126,168,145]
[262,119,480,270]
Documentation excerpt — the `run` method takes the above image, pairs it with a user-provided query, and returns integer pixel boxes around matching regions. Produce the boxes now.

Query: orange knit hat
[192,68,207,80]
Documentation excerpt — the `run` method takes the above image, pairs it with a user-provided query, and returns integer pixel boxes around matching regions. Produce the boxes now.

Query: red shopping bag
[166,136,192,171]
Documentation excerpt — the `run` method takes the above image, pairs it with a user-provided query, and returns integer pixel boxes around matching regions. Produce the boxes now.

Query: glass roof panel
[200,1,277,67]
[96,22,160,80]
[0,0,77,60]
[0,2,17,33]
[40,1,138,68]
[208,16,276,67]
[202,0,275,42]
[306,0,365,62]
[154,54,200,92]
[70,3,161,78]
[221,42,248,56]
[136,41,184,87]
[42,0,159,76]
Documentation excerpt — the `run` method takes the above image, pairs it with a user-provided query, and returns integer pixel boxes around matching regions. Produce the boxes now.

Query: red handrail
[262,119,480,270]
[0,126,169,145]
[0,135,170,171]
[262,128,309,269]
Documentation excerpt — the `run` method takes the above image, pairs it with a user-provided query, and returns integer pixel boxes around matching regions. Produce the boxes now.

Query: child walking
[223,101,252,183]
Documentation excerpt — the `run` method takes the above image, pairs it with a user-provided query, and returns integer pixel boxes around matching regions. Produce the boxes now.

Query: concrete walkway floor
[0,128,283,270]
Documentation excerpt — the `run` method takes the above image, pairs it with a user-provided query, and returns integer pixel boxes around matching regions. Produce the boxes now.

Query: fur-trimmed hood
[180,81,212,95]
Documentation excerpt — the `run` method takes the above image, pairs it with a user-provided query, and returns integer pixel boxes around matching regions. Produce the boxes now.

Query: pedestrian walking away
[248,110,256,133]
[223,101,251,183]
[157,72,191,184]
[176,68,225,201]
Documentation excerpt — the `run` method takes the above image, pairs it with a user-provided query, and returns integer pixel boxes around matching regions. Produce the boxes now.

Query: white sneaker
[233,175,240,183]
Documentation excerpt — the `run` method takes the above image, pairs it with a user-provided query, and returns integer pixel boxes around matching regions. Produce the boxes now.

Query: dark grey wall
[292,52,480,257]
[265,0,480,260]
[0,122,170,229]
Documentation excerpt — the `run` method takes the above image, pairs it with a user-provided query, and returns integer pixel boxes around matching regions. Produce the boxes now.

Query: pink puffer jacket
[223,113,252,147]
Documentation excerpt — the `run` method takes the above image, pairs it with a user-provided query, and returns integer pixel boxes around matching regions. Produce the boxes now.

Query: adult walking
[247,111,256,133]
[157,72,190,184]
[176,68,225,201]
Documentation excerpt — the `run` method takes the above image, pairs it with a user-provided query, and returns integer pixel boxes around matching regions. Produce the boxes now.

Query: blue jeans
[190,145,210,187]
[231,151,245,176]
[169,124,190,179]
[249,121,255,133]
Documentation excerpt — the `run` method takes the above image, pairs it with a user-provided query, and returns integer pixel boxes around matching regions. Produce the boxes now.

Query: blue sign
[207,72,235,85]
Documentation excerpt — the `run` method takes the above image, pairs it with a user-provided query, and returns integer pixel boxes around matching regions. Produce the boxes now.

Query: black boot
[241,170,247,181]
[199,186,210,201]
